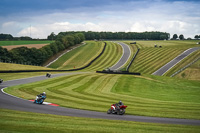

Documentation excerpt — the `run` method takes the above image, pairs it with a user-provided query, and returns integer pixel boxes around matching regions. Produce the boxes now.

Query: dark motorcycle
[46,73,51,78]
[34,95,46,104]
[0,79,3,84]
[107,104,127,115]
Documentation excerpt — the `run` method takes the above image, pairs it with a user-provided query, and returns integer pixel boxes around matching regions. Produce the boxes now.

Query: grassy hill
[126,40,200,77]
[48,41,105,70]
[84,41,123,71]
[48,41,124,71]
[5,73,200,120]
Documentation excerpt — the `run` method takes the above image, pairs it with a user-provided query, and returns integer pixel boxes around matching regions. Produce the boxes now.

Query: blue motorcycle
[34,95,46,104]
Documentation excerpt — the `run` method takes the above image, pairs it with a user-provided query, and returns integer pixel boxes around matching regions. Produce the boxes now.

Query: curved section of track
[152,47,200,76]
[109,42,131,70]
[0,73,200,125]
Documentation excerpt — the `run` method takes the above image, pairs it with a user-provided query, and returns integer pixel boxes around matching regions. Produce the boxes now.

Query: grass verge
[0,109,199,133]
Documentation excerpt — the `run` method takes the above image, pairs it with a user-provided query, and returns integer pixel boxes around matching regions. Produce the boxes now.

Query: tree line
[0,33,85,66]
[48,31,170,40]
[0,33,33,40]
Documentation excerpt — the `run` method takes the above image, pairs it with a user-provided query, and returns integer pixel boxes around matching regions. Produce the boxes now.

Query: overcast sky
[0,0,199,39]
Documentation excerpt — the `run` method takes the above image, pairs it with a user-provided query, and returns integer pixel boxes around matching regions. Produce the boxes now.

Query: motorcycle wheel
[120,109,125,115]
[40,99,44,104]
[107,109,111,114]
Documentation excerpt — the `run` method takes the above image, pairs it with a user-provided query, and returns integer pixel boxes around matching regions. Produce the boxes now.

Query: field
[0,40,53,46]
[2,44,49,50]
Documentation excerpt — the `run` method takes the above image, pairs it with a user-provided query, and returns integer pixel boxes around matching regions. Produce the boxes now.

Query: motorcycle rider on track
[112,101,124,111]
[38,92,46,99]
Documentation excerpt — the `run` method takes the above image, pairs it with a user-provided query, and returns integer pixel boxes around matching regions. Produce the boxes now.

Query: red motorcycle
[107,104,127,115]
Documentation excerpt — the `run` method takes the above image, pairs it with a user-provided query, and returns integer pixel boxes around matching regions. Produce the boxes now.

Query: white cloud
[1,0,200,39]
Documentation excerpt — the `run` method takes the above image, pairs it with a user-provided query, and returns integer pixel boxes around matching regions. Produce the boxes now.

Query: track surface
[1,73,200,125]
[109,42,131,70]
[152,47,200,76]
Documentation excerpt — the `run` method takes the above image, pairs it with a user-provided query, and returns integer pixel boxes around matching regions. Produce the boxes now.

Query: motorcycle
[34,95,46,104]
[0,79,3,84]
[107,104,127,115]
[46,73,51,78]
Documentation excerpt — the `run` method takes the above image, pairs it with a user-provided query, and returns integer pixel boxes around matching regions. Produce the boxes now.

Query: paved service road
[1,73,200,125]
[109,42,131,70]
[152,47,200,76]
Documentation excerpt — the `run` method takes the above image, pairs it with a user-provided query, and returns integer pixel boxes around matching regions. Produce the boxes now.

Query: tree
[172,34,178,40]
[47,32,56,40]
[179,34,184,40]
[194,35,200,39]
[0,46,11,62]
[0,33,13,40]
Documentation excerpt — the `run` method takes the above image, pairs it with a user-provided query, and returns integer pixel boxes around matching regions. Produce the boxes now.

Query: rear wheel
[120,109,125,115]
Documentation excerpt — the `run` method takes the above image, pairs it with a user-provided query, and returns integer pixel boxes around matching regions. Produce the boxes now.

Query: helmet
[119,101,122,104]
[43,92,46,95]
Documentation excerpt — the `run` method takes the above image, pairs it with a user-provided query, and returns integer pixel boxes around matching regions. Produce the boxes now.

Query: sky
[0,0,199,39]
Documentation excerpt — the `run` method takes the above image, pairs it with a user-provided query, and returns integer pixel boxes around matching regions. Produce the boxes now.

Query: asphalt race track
[152,47,200,76]
[109,42,131,70]
[1,73,200,125]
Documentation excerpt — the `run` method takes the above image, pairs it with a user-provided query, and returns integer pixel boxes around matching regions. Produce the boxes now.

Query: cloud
[1,0,200,38]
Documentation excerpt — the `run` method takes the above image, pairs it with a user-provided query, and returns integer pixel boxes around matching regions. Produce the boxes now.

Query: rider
[46,73,51,78]
[118,101,124,106]
[37,92,46,99]
[112,101,124,111]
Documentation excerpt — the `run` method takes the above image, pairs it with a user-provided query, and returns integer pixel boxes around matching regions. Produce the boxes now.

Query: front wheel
[40,99,44,104]
[107,109,111,114]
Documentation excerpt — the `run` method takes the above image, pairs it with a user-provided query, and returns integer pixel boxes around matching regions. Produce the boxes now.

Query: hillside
[127,40,200,78]
[48,41,104,70]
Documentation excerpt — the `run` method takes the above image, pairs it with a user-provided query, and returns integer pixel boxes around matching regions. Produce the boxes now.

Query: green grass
[0,62,52,71]
[5,73,200,120]
[48,41,123,71]
[130,40,199,48]
[0,72,68,81]
[48,41,104,70]
[0,40,53,46]
[84,41,123,71]
[1,109,200,133]
[126,40,200,75]
[0,62,54,81]
[1,40,200,132]
[175,58,200,81]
